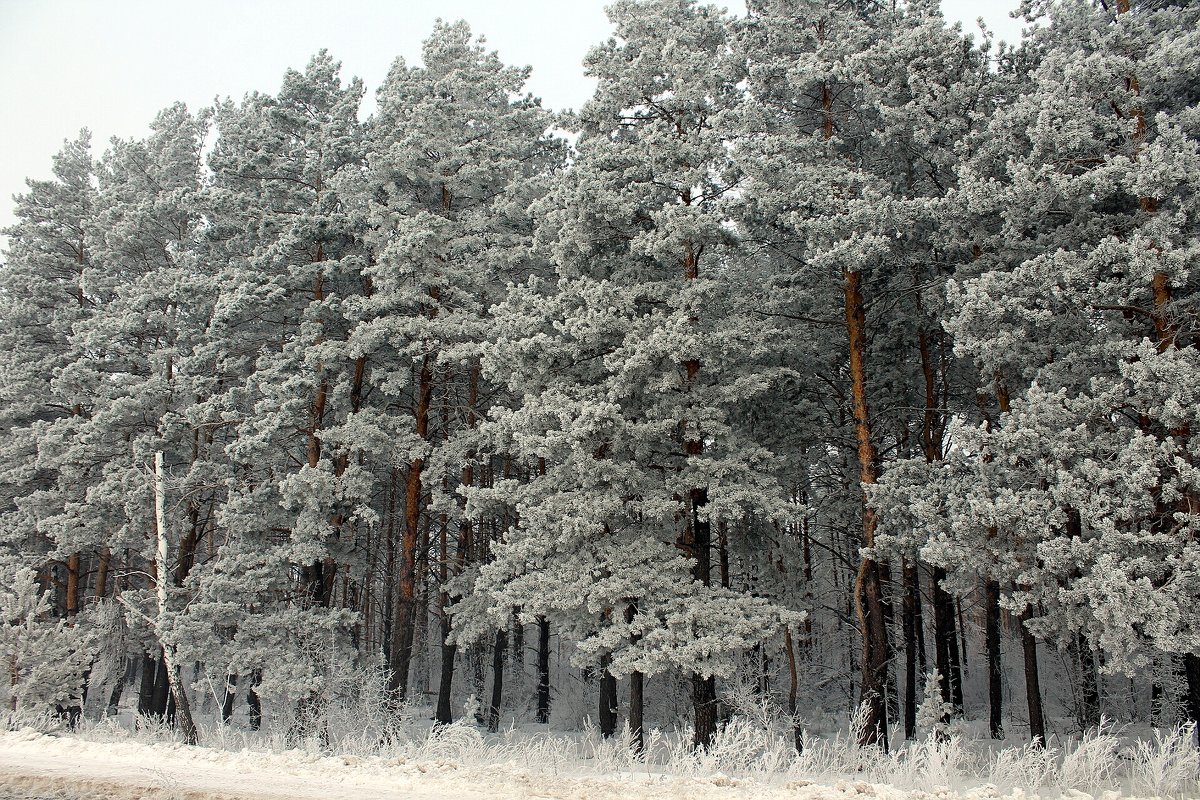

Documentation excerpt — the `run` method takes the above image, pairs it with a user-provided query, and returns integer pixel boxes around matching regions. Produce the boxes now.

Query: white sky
[0,1,1024,245]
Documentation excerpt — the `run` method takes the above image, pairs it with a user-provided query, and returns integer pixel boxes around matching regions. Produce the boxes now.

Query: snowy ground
[0,728,1179,800]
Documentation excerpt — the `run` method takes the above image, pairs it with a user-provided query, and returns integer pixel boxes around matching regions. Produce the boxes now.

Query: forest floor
[0,727,1178,800]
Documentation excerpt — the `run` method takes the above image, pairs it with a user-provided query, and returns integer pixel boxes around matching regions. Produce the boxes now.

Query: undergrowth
[61,678,1200,800]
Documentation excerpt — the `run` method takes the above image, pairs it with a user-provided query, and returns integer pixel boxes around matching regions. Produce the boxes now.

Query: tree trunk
[95,547,111,601]
[536,616,551,724]
[932,568,963,715]
[1150,674,1164,727]
[1021,607,1046,745]
[247,671,263,731]
[599,653,618,739]
[65,553,80,618]
[304,268,332,606]
[985,579,1004,739]
[221,673,237,723]
[903,560,919,740]
[153,451,198,745]
[844,266,890,749]
[689,487,718,749]
[1077,633,1100,730]
[433,362,480,724]
[511,607,524,670]
[1183,654,1200,730]
[151,654,169,718]
[435,640,457,726]
[630,670,644,755]
[992,376,1046,745]
[623,601,643,752]
[784,625,802,753]
[692,673,717,750]
[678,227,719,750]
[717,521,730,589]
[488,627,507,733]
[956,598,969,674]
[137,653,157,716]
[106,677,124,717]
[390,355,433,704]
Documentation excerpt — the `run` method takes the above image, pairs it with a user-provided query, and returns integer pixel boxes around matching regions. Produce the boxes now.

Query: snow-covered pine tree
[460,0,796,750]
[0,131,98,617]
[352,20,562,715]
[876,0,1200,737]
[737,0,987,747]
[66,102,214,740]
[1,566,94,725]
[183,53,369,737]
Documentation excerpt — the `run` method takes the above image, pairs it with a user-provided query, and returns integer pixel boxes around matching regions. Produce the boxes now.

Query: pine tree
[876,0,1200,738]
[738,0,987,747]
[460,0,797,750]
[354,20,562,712]
[0,131,98,614]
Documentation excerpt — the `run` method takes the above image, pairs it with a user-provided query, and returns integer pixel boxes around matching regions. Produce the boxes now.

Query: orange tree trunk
[844,267,890,748]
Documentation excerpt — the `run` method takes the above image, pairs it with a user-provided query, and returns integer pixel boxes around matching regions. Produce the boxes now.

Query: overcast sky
[0,1,1025,244]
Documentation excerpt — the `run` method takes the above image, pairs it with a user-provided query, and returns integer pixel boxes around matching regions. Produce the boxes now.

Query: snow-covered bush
[1057,717,1122,791]
[1126,723,1200,799]
[985,739,1059,790]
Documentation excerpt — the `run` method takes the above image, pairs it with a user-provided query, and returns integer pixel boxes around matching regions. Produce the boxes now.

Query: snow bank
[0,728,1175,800]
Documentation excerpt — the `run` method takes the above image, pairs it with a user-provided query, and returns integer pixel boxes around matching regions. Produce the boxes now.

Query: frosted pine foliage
[876,0,1200,676]
[1,567,93,723]
[458,0,798,683]
[0,0,1197,783]
[915,671,954,739]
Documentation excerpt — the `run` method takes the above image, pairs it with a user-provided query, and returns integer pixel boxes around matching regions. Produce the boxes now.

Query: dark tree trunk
[1182,653,1200,730]
[717,521,730,589]
[630,670,644,754]
[1021,608,1046,745]
[914,571,928,676]
[511,607,524,670]
[1077,633,1101,730]
[932,567,963,715]
[882,565,899,724]
[488,627,507,733]
[247,670,262,731]
[106,661,128,717]
[956,598,969,673]
[65,553,80,619]
[784,625,803,754]
[903,560,919,739]
[137,653,157,716]
[106,681,123,717]
[389,529,417,704]
[1150,676,1164,727]
[599,653,618,739]
[471,643,487,724]
[151,654,170,718]
[688,486,718,750]
[845,266,890,750]
[692,673,717,750]
[622,601,643,753]
[985,579,1004,739]
[95,547,111,601]
[390,355,434,705]
[536,616,551,724]
[435,639,457,726]
[679,231,719,751]
[221,673,238,723]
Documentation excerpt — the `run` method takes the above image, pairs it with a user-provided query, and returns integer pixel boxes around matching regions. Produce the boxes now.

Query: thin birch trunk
[153,451,198,745]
